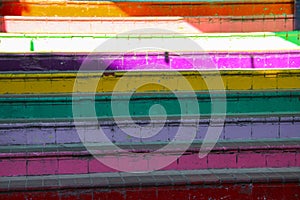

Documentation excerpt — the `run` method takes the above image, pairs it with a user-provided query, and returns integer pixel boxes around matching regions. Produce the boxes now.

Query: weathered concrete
[0,33,299,52]
[0,70,300,94]
[0,91,299,120]
[0,141,299,176]
[0,16,293,33]
[0,117,299,145]
[1,51,300,71]
[1,168,299,199]
[0,0,293,17]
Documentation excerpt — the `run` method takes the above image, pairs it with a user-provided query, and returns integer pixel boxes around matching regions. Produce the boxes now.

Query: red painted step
[0,168,299,200]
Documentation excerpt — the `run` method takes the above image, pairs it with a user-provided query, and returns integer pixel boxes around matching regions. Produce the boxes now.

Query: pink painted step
[0,15,293,33]
[0,141,299,176]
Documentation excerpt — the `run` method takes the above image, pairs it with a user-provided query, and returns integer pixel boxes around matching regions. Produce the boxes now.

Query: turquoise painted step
[0,91,299,122]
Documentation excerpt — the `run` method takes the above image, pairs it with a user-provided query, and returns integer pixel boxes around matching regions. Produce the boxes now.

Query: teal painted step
[0,91,299,122]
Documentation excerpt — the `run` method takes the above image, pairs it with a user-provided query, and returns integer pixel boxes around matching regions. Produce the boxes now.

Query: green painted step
[276,31,300,46]
[0,91,299,122]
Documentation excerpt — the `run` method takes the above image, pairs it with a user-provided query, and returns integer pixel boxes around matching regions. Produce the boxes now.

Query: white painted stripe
[0,35,298,53]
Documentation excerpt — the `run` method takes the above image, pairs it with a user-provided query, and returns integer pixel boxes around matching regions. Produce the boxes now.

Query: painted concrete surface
[0,16,201,34]
[0,91,299,120]
[1,168,299,199]
[0,117,299,145]
[0,33,299,52]
[0,0,298,197]
[0,70,300,94]
[0,0,293,17]
[0,141,299,176]
[0,15,293,33]
[1,51,300,71]
[2,183,299,200]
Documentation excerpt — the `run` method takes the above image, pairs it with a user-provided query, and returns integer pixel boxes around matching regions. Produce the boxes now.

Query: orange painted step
[0,0,294,17]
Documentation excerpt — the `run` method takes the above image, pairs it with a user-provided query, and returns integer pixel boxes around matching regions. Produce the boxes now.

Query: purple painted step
[0,141,299,176]
[0,117,299,145]
[1,51,300,71]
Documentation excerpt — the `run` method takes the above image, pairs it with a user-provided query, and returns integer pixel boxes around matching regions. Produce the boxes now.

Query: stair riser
[1,51,300,71]
[0,183,299,200]
[1,119,299,145]
[0,70,300,94]
[0,91,299,120]
[0,149,299,176]
[0,34,298,52]
[0,0,293,17]
[0,16,293,33]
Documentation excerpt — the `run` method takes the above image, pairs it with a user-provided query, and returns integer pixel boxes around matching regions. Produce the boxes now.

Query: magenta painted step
[1,117,299,145]
[1,51,300,71]
[0,141,299,176]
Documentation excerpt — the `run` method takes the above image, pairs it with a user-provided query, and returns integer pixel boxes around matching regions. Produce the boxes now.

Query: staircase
[0,0,299,199]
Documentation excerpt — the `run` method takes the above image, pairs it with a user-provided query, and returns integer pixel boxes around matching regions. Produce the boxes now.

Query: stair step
[0,116,299,145]
[0,32,299,52]
[0,140,299,176]
[0,168,299,200]
[0,91,299,121]
[0,70,300,94]
[0,0,292,17]
[0,15,293,33]
[1,51,300,71]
